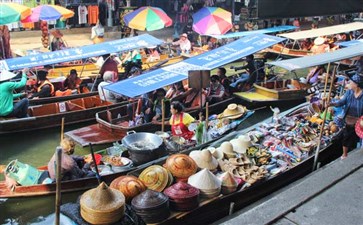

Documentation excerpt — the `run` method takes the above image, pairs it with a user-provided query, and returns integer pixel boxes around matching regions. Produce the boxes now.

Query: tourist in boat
[306,65,326,85]
[166,81,187,100]
[301,38,313,51]
[55,69,83,96]
[121,49,142,78]
[207,37,219,50]
[172,33,191,55]
[146,46,160,63]
[129,66,142,78]
[152,88,171,122]
[98,71,120,103]
[50,29,66,51]
[311,37,330,55]
[91,20,105,44]
[133,91,154,124]
[330,73,363,160]
[99,54,119,82]
[205,75,225,104]
[0,69,29,118]
[230,54,260,91]
[48,138,94,181]
[169,101,195,140]
[29,70,54,99]
[217,67,232,96]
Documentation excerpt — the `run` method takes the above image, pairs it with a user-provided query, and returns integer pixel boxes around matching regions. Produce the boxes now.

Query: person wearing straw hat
[0,69,29,118]
[311,37,329,55]
[330,72,363,159]
[50,29,66,51]
[172,33,191,55]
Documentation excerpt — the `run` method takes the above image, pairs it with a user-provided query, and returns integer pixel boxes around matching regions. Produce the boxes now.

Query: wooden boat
[0,104,254,198]
[24,92,98,106]
[234,79,308,107]
[47,55,184,79]
[125,102,343,225]
[0,95,126,134]
[66,97,236,147]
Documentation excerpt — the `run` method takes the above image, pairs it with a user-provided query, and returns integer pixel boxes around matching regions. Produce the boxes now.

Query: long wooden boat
[0,104,254,198]
[0,95,126,134]
[47,55,184,79]
[125,102,343,225]
[266,43,313,58]
[234,79,309,107]
[21,92,98,106]
[66,97,236,147]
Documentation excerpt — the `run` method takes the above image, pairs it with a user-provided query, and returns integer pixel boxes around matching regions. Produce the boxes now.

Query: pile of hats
[138,165,173,192]
[188,168,221,198]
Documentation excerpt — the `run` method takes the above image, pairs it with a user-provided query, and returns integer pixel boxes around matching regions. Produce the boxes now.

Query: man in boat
[48,138,93,181]
[217,67,232,97]
[172,33,191,55]
[29,70,55,99]
[205,75,226,104]
[152,88,171,122]
[230,54,265,91]
[0,69,29,118]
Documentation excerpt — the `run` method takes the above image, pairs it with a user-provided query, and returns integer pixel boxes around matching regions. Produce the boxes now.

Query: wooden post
[60,117,65,142]
[205,102,209,131]
[312,67,336,171]
[161,99,165,132]
[55,146,62,225]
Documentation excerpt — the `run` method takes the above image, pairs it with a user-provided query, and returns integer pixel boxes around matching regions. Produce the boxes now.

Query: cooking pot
[122,131,166,166]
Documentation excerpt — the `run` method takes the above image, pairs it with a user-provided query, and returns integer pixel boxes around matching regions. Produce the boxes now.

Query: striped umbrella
[21,5,74,22]
[192,7,232,35]
[0,3,31,25]
[123,6,172,31]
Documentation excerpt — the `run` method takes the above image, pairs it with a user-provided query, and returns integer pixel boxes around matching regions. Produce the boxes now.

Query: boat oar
[312,67,336,171]
[161,99,165,133]
[55,146,62,225]
[89,143,102,184]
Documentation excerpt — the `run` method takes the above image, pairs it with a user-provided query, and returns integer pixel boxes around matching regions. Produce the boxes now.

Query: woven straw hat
[110,175,147,202]
[189,149,218,171]
[314,37,325,46]
[222,104,245,119]
[164,154,197,179]
[139,165,169,192]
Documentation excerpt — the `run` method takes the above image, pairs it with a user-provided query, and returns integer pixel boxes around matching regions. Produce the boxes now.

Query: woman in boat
[50,29,66,51]
[306,65,326,85]
[29,70,55,99]
[205,75,225,104]
[0,69,29,118]
[217,67,232,96]
[166,81,187,100]
[330,73,363,160]
[55,69,83,96]
[169,101,195,140]
[152,88,170,122]
[48,138,94,181]
[146,46,160,63]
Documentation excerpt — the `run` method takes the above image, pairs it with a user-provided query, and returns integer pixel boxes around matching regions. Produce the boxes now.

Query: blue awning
[210,25,297,39]
[267,43,363,71]
[337,39,363,47]
[0,34,163,71]
[105,34,285,98]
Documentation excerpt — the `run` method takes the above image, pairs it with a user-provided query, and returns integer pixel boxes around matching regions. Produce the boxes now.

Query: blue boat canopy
[267,43,363,71]
[337,39,363,47]
[210,25,297,39]
[104,34,285,98]
[0,34,163,71]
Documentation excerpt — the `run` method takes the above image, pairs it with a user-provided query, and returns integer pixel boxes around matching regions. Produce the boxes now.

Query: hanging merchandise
[40,21,49,49]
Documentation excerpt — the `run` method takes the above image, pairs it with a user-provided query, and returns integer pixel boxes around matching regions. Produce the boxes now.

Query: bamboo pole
[55,146,62,225]
[312,66,336,171]
[161,99,165,132]
[60,117,65,142]
[205,102,209,130]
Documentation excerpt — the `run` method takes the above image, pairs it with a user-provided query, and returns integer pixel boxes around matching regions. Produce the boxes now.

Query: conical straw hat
[189,149,218,171]
[188,168,221,190]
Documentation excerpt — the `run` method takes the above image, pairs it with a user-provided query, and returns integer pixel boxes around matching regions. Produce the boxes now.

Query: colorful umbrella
[0,3,31,25]
[123,6,172,31]
[192,7,232,35]
[21,5,74,22]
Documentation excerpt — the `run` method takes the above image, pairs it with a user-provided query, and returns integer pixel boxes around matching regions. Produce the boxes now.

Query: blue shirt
[332,90,363,118]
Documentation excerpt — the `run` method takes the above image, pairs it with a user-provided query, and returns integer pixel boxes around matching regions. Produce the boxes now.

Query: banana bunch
[40,21,49,48]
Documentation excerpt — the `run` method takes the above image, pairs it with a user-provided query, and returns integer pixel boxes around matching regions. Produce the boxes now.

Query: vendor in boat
[0,69,29,118]
[205,75,225,104]
[169,101,195,140]
[330,73,363,160]
[55,69,83,96]
[48,138,94,181]
[99,54,119,82]
[29,70,54,99]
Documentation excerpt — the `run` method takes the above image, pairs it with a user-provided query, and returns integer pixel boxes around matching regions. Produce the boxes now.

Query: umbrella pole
[312,66,336,171]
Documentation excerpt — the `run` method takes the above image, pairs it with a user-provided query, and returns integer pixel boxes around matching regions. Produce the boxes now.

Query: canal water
[0,106,286,225]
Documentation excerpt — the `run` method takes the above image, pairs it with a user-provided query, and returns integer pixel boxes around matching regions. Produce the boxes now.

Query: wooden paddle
[89,143,102,184]
[55,146,62,225]
[60,117,65,142]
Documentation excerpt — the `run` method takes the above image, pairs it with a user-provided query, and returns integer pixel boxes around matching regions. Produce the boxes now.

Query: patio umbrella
[0,3,31,25]
[123,6,172,31]
[192,7,232,35]
[21,5,74,22]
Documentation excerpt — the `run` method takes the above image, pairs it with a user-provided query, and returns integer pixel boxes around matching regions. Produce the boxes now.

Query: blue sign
[0,34,163,71]
[105,34,285,97]
[210,26,297,39]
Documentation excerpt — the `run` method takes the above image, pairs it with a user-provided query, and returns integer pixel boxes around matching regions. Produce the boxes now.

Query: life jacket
[37,80,55,96]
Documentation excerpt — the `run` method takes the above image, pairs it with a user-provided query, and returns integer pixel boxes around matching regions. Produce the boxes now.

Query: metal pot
[122,131,166,166]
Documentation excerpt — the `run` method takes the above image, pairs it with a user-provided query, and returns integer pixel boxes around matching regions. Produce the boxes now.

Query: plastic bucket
[5,160,42,186]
